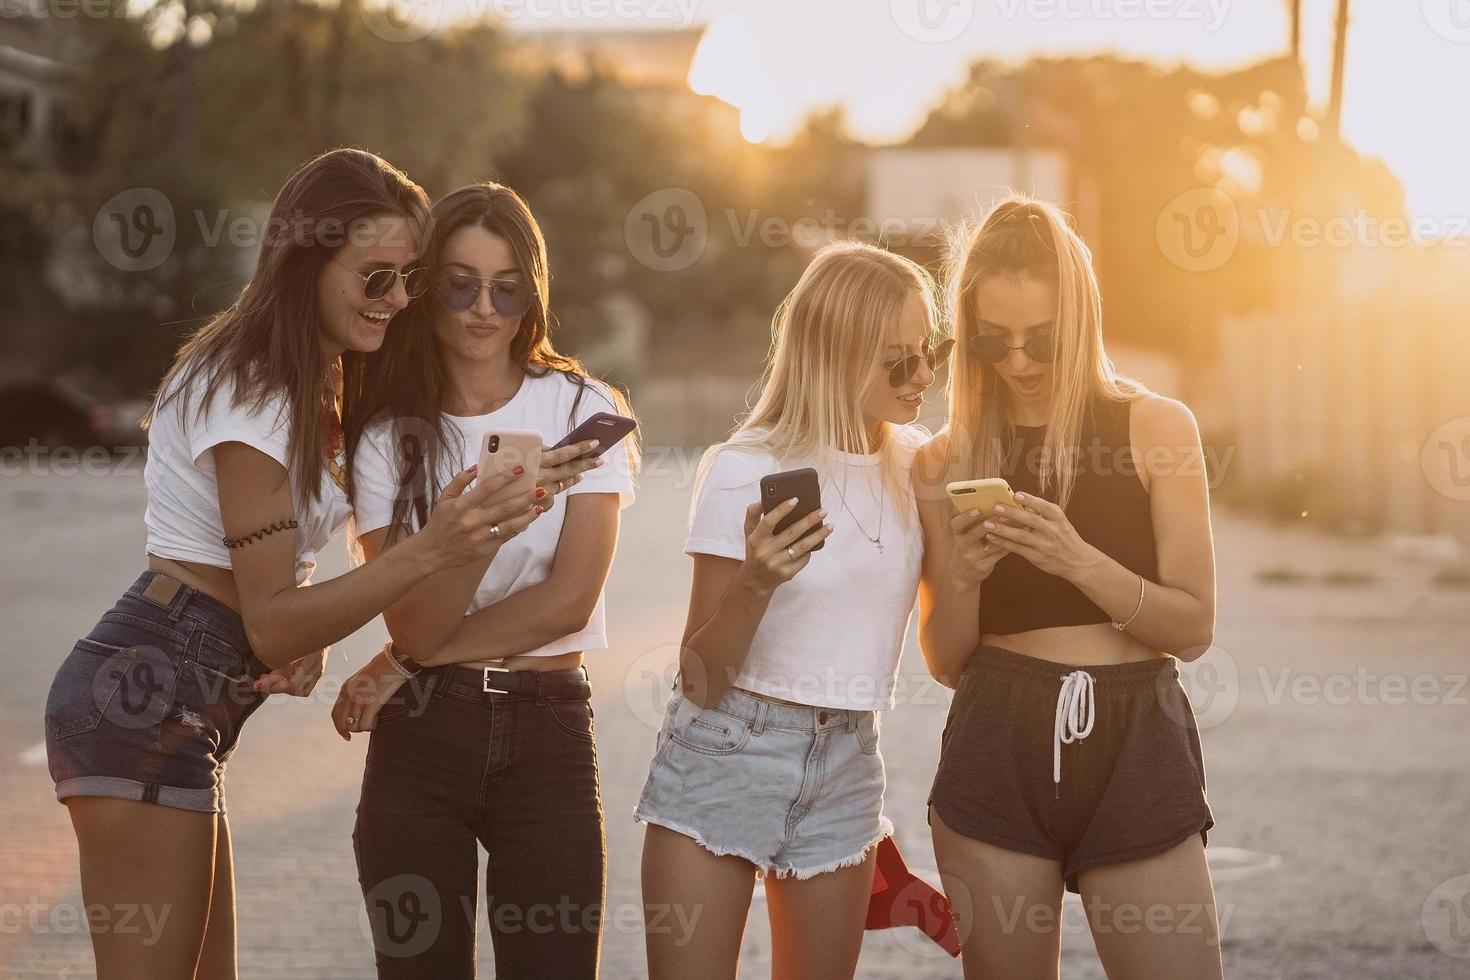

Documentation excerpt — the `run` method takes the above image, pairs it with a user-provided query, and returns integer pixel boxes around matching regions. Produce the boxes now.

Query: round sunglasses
[333,259,429,301]
[966,331,1055,364]
[884,338,955,388]
[435,272,535,317]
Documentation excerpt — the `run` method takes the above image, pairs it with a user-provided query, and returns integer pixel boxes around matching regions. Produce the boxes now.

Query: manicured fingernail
[590,440,600,448]
[513,465,524,475]
[994,504,1006,512]
[534,505,544,514]
[984,521,995,529]
[468,464,478,474]
[787,497,799,506]
[817,509,829,518]
[536,488,547,498]
[1015,492,1026,500]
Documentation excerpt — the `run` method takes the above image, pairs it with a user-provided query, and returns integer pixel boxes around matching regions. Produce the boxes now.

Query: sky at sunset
[482,0,1470,223]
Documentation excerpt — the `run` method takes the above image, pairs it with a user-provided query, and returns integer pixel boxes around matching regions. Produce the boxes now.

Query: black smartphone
[550,412,638,460]
[760,467,824,552]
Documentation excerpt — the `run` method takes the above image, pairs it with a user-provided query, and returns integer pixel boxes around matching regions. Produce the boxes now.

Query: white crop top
[685,425,927,710]
[143,365,353,584]
[351,370,637,658]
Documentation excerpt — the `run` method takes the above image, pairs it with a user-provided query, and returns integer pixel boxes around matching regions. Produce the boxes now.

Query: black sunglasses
[333,259,428,301]
[967,331,1055,364]
[435,272,535,317]
[884,338,955,388]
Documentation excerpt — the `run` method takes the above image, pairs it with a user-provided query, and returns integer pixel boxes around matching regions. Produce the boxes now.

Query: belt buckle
[482,667,514,694]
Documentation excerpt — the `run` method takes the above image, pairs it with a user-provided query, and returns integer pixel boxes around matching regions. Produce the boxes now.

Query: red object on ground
[864,835,962,957]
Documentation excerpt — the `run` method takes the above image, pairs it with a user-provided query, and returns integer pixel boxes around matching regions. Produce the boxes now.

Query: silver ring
[346,716,357,726]
[490,524,501,538]
[787,546,797,560]
[556,479,565,493]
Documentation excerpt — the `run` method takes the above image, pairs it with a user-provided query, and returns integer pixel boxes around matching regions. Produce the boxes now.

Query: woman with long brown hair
[42,149,534,979]
[332,181,638,978]
[917,197,1221,978]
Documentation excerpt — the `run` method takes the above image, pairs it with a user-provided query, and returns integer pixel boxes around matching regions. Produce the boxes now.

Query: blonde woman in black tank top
[914,198,1222,978]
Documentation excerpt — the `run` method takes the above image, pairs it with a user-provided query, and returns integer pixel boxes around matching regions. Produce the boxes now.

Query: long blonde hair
[945,196,1145,508]
[696,241,940,519]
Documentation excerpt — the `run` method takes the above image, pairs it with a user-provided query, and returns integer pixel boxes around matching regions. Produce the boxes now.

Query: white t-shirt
[352,370,636,659]
[144,366,353,584]
[685,426,927,710]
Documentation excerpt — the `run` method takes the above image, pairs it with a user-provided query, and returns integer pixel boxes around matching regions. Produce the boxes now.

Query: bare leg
[196,813,238,980]
[930,805,1065,980]
[641,824,758,980]
[67,797,217,980]
[764,847,877,980]
[1075,835,1222,980]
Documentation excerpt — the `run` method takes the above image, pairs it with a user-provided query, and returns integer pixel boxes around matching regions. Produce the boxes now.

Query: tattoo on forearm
[222,519,299,550]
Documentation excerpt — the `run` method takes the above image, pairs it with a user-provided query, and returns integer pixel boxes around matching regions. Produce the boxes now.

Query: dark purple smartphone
[551,412,637,459]
[760,467,824,552]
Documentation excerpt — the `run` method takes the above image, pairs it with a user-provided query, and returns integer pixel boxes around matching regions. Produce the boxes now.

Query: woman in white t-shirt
[330,181,638,979]
[43,150,533,979]
[634,241,951,979]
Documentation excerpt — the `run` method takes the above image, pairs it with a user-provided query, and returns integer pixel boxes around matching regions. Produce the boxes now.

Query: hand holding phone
[946,478,1016,519]
[550,412,637,460]
[478,429,542,505]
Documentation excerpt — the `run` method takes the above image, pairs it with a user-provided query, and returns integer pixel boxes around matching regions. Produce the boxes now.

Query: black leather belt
[424,664,591,700]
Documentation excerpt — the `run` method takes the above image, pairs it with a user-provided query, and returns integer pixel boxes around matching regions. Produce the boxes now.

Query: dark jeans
[353,666,606,979]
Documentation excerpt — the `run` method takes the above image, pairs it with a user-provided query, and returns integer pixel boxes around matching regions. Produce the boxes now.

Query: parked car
[0,378,150,453]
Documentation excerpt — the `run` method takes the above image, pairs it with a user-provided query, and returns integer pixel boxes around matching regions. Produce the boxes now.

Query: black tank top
[976,395,1158,634]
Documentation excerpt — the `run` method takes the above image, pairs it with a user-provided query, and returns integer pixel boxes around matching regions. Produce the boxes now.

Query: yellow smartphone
[946,478,1016,517]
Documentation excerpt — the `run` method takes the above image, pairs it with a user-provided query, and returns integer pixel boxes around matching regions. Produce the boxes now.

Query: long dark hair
[343,181,638,538]
[144,148,429,509]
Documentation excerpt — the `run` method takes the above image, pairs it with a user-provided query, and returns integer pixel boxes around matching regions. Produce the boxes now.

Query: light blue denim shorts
[634,684,892,879]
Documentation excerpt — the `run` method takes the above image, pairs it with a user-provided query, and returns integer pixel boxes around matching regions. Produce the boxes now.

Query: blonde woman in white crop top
[635,241,951,980]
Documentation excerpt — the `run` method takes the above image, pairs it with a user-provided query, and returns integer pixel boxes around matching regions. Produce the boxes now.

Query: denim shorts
[634,684,892,879]
[44,571,269,814]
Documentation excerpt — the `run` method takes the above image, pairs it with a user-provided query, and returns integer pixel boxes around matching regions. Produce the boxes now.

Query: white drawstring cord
[1053,670,1096,794]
